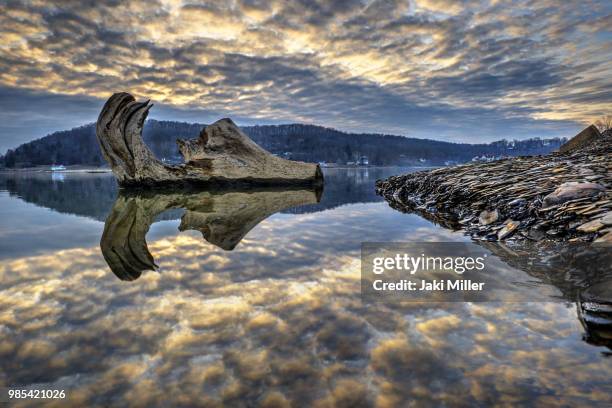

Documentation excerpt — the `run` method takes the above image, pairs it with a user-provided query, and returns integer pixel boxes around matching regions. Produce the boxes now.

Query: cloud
[0,86,102,151]
[0,0,610,151]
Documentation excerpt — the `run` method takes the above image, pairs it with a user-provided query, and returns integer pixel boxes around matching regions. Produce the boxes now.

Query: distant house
[51,164,66,171]
[358,156,369,166]
[471,155,506,163]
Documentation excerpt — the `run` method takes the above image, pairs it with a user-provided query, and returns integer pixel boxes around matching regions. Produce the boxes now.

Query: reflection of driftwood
[100,187,321,280]
[100,197,160,280]
[96,93,323,188]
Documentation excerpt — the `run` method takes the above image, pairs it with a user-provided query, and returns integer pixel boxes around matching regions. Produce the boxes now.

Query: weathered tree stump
[96,92,323,188]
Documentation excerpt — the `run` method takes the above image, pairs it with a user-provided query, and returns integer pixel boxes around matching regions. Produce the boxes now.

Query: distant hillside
[0,120,566,168]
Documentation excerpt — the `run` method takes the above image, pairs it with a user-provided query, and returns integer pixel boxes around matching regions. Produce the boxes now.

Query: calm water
[0,168,610,407]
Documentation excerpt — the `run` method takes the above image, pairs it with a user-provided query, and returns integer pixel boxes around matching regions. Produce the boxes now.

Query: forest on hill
[0,120,566,168]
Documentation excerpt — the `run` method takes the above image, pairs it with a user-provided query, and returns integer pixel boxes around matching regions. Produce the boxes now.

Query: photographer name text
[372,279,485,291]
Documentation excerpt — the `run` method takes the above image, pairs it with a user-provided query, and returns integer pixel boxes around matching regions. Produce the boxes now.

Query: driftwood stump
[96,92,323,188]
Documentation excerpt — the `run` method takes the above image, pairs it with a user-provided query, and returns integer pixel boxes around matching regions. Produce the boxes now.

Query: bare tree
[595,115,612,133]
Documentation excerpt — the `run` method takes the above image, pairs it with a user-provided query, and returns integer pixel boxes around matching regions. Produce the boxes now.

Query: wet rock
[459,216,475,225]
[479,209,499,225]
[508,198,526,206]
[526,229,546,240]
[542,182,605,208]
[485,232,499,241]
[498,220,519,240]
[568,220,583,229]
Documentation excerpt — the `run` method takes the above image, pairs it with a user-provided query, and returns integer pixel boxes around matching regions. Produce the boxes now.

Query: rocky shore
[376,127,612,243]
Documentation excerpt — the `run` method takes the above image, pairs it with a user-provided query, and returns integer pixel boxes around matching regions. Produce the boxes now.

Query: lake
[0,168,611,407]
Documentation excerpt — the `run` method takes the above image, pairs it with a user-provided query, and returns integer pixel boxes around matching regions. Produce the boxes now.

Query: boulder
[542,182,605,208]
[479,209,499,225]
[558,124,601,153]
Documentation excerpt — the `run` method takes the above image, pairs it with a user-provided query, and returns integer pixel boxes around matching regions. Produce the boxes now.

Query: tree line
[0,120,566,168]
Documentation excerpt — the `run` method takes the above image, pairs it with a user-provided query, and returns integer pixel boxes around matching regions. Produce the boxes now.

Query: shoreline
[0,166,112,174]
[0,164,433,174]
[376,129,611,243]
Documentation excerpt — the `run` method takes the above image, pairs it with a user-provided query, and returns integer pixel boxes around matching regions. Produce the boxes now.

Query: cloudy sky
[0,0,610,152]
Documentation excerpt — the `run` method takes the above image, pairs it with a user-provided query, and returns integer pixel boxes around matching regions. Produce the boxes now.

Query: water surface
[0,168,610,407]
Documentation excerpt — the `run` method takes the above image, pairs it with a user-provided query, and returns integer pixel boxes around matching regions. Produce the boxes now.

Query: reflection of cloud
[1,205,611,405]
[1,0,611,150]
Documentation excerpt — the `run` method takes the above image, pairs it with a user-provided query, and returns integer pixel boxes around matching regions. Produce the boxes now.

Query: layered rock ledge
[376,128,612,243]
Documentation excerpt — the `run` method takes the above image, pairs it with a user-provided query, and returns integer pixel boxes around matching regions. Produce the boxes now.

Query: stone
[459,216,475,225]
[526,229,546,240]
[575,204,597,214]
[479,209,499,225]
[576,219,605,233]
[542,182,605,208]
[498,220,519,240]
[600,212,612,226]
[594,232,612,243]
[568,220,583,229]
[508,198,526,206]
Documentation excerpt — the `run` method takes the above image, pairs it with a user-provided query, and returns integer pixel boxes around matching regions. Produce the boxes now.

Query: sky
[0,0,610,152]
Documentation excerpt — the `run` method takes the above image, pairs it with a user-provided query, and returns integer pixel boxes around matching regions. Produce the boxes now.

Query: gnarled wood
[96,92,323,188]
